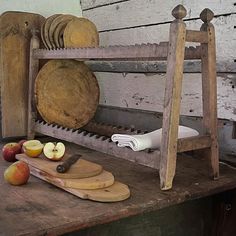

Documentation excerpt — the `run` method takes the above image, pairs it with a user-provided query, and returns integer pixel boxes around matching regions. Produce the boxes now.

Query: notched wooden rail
[33,43,202,61]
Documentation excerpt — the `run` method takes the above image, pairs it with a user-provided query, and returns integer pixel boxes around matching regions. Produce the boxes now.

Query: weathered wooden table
[1,141,236,236]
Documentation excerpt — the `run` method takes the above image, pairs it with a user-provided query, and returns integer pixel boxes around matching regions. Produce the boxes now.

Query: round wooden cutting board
[63,17,99,48]
[35,60,99,129]
[53,16,77,48]
[43,14,61,49]
[49,14,76,49]
[40,21,48,49]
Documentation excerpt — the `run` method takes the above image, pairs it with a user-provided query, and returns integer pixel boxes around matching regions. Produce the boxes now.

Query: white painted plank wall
[81,0,128,10]
[99,14,236,72]
[81,0,236,120]
[82,0,235,31]
[96,73,236,120]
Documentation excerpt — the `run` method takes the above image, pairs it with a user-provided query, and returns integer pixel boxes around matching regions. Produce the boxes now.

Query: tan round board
[63,17,99,48]
[40,21,48,49]
[16,153,103,179]
[35,60,99,129]
[43,14,61,49]
[53,16,77,48]
[49,14,76,49]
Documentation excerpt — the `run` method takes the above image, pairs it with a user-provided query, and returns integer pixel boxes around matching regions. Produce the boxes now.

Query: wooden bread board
[16,154,130,202]
[30,167,115,190]
[16,154,103,179]
[0,12,45,138]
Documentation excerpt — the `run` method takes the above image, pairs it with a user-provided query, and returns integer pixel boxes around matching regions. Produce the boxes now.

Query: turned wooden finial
[200,8,214,23]
[172,5,187,20]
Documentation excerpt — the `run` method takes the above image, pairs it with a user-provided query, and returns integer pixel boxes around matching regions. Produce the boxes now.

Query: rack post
[200,9,219,179]
[27,29,40,139]
[159,5,187,190]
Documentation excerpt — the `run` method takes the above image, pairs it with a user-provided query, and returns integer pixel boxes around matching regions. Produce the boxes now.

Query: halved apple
[43,142,65,161]
[23,140,44,158]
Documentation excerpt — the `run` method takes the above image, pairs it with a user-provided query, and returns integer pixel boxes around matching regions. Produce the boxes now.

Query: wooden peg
[172,5,187,20]
[200,8,214,23]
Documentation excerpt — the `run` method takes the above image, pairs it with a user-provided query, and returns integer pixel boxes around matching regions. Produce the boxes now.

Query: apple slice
[23,140,44,158]
[43,142,65,161]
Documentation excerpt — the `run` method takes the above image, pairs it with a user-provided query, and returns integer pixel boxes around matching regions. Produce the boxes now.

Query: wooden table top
[1,141,236,236]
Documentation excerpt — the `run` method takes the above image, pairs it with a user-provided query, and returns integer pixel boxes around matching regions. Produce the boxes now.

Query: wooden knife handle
[56,154,81,173]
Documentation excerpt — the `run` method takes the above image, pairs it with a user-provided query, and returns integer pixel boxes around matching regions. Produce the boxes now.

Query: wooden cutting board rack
[27,5,219,190]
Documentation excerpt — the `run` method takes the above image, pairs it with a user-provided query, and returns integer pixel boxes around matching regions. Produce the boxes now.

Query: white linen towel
[111,126,199,151]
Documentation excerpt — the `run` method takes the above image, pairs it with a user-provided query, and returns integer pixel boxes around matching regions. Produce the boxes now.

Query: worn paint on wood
[82,0,235,31]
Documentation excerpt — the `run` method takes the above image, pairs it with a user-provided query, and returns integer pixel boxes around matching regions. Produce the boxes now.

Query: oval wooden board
[30,167,115,190]
[16,153,103,179]
[63,17,99,48]
[35,60,99,129]
[49,14,75,49]
[43,14,61,49]
[68,181,130,202]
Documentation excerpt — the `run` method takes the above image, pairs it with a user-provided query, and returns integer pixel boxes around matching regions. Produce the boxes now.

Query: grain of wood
[27,30,40,140]
[159,11,186,190]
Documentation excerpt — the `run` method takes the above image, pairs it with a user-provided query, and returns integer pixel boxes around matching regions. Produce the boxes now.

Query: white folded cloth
[111,126,199,151]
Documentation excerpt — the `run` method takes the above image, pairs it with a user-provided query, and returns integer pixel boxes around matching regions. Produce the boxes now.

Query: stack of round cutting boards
[41,14,99,49]
[36,15,100,129]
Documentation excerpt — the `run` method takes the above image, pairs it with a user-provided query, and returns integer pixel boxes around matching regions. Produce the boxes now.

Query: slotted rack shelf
[27,5,219,190]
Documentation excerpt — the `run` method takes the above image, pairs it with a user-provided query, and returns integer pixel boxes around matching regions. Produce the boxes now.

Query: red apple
[18,139,27,153]
[2,142,21,162]
[4,161,30,185]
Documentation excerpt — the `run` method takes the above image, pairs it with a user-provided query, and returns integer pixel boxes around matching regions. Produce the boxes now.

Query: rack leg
[200,9,219,179]
[159,6,187,190]
[27,30,40,140]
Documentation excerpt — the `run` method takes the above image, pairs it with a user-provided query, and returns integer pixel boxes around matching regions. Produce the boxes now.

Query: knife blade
[56,154,81,173]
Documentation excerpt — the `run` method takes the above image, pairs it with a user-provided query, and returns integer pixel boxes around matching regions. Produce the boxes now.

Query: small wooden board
[35,60,99,129]
[31,165,130,202]
[16,153,103,179]
[43,14,61,49]
[48,14,75,49]
[53,16,77,48]
[64,17,99,48]
[0,12,45,138]
[30,167,115,189]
